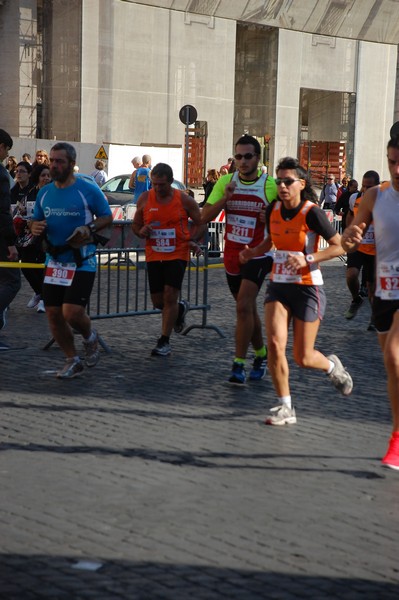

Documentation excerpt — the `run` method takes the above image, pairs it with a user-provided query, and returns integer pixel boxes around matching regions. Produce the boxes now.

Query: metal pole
[184,106,189,188]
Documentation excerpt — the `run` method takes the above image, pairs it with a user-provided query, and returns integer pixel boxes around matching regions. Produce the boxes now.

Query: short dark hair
[51,141,76,162]
[16,160,32,174]
[363,170,380,185]
[151,163,173,182]
[387,135,399,151]
[0,128,13,149]
[235,135,261,156]
[30,163,50,186]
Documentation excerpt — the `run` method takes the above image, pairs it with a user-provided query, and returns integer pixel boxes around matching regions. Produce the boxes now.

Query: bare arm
[182,194,205,241]
[341,189,375,253]
[201,181,236,224]
[132,193,151,238]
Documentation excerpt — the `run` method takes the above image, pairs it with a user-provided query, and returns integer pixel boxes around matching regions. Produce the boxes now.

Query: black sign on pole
[179,105,198,187]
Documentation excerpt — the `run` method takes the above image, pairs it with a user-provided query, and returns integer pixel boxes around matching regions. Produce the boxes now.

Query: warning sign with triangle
[95,145,108,160]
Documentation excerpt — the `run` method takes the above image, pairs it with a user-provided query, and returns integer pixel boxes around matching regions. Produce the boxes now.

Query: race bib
[360,224,375,245]
[378,262,399,299]
[44,259,76,286]
[150,228,176,252]
[272,250,303,283]
[226,214,256,244]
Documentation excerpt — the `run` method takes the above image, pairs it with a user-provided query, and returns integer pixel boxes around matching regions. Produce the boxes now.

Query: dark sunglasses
[234,152,257,160]
[275,177,301,186]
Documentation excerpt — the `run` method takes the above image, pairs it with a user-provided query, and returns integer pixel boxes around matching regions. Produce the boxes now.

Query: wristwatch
[88,222,96,233]
[305,254,315,264]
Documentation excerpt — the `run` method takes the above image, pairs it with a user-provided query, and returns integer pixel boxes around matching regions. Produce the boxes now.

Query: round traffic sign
[179,104,197,125]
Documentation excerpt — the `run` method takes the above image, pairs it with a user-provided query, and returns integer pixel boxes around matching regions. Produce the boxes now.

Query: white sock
[279,395,292,409]
[327,360,335,375]
[84,331,96,342]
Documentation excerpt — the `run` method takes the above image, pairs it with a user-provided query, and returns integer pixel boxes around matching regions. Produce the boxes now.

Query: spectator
[22,153,32,164]
[0,129,21,350]
[200,169,219,207]
[334,178,358,230]
[220,157,233,174]
[90,160,107,187]
[133,154,151,202]
[336,176,348,201]
[319,174,339,209]
[31,149,50,170]
[128,156,142,191]
[6,155,17,178]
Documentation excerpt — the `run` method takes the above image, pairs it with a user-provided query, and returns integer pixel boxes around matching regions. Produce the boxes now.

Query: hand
[189,241,203,257]
[342,222,366,247]
[7,245,18,261]
[139,224,153,238]
[224,181,237,202]
[239,245,255,264]
[284,252,306,273]
[30,219,47,236]
[66,225,91,247]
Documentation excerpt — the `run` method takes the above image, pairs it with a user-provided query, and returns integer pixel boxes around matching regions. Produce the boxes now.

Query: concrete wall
[81,0,236,172]
[274,29,396,181]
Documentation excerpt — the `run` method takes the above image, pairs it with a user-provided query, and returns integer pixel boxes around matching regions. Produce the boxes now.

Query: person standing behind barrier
[341,134,399,470]
[13,162,48,313]
[334,179,358,230]
[319,174,339,209]
[344,170,380,328]
[128,156,142,192]
[201,134,278,385]
[132,162,204,356]
[90,160,107,187]
[30,142,112,378]
[240,157,353,426]
[133,154,151,203]
[0,129,21,350]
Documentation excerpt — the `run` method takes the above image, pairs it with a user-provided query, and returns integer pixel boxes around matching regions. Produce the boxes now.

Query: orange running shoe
[381,432,399,470]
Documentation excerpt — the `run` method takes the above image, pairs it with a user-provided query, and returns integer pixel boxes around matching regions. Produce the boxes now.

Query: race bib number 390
[44,260,76,286]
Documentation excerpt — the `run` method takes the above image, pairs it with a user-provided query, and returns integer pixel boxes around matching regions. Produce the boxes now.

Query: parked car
[101,174,186,205]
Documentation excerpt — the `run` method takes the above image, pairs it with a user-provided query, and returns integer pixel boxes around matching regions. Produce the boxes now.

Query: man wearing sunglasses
[201,134,277,385]
[0,129,21,350]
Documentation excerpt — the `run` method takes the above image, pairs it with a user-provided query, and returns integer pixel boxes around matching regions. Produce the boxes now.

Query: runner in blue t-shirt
[31,142,112,379]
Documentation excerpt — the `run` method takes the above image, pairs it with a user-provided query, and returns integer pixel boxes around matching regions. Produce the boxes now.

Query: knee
[236,298,254,319]
[384,348,399,373]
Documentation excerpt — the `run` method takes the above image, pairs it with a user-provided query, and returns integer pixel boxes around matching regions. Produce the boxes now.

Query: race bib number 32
[379,262,399,299]
[44,260,76,286]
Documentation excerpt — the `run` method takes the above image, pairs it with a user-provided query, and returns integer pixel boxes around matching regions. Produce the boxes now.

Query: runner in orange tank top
[132,163,204,356]
[240,157,353,426]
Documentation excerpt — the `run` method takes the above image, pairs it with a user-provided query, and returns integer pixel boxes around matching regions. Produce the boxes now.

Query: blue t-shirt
[33,178,112,272]
[133,167,151,201]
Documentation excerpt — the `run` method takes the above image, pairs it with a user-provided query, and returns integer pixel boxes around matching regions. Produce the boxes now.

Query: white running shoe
[36,300,46,313]
[327,354,353,396]
[27,294,41,309]
[265,404,297,426]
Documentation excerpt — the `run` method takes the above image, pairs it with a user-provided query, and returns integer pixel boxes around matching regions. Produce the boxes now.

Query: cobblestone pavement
[1,260,398,600]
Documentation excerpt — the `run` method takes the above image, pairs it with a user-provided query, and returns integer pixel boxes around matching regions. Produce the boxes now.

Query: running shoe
[265,404,297,426]
[327,354,353,396]
[56,358,84,379]
[151,338,171,356]
[228,362,246,385]
[249,356,267,381]
[174,300,189,334]
[381,433,399,470]
[367,318,377,332]
[344,297,363,319]
[359,284,368,298]
[36,300,46,313]
[27,293,41,309]
[0,308,7,331]
[83,330,100,367]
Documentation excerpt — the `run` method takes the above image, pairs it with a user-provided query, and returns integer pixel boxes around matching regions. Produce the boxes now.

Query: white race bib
[226,214,256,244]
[272,251,304,283]
[378,262,399,299]
[44,259,76,286]
[149,228,176,252]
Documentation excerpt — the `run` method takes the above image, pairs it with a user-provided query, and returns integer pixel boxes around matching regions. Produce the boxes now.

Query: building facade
[0,0,398,182]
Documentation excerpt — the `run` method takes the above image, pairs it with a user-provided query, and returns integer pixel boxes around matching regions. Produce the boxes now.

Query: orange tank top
[353,194,375,255]
[270,200,323,285]
[143,189,190,261]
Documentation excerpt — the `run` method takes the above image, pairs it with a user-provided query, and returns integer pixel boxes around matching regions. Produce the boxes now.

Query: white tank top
[374,182,399,298]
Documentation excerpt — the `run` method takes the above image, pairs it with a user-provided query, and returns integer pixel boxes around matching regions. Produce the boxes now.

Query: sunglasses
[234,153,257,160]
[275,177,301,186]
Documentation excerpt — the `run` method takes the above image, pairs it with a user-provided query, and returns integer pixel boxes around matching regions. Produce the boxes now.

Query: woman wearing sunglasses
[240,156,352,425]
